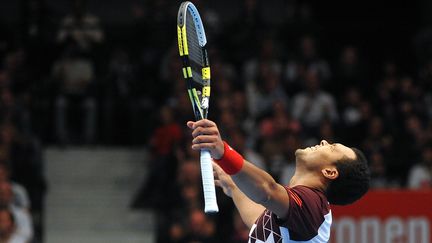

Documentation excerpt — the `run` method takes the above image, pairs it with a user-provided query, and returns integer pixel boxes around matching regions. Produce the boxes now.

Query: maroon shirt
[248,185,332,243]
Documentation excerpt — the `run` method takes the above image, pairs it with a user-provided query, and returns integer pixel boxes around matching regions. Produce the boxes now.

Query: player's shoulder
[279,185,332,241]
[289,185,327,200]
[287,185,329,210]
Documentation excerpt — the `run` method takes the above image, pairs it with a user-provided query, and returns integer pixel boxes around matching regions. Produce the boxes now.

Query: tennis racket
[177,1,218,213]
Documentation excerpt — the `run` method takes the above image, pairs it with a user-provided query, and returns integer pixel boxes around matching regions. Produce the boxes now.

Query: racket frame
[177,1,219,214]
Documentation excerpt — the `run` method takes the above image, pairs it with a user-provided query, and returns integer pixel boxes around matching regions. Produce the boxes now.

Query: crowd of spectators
[129,1,432,243]
[0,0,432,242]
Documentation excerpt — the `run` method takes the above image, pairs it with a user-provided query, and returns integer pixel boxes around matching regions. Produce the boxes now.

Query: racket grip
[200,149,219,213]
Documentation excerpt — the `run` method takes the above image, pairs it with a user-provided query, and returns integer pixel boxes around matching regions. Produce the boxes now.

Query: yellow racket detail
[181,26,189,55]
[203,86,210,97]
[202,67,210,80]
[182,68,187,78]
[187,67,192,77]
[177,26,184,56]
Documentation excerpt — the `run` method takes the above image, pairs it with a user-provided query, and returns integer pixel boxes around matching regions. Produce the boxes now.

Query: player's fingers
[193,135,218,145]
[212,162,224,174]
[191,142,218,151]
[214,179,221,188]
[191,126,219,138]
[187,121,195,129]
[191,127,205,138]
[193,119,216,128]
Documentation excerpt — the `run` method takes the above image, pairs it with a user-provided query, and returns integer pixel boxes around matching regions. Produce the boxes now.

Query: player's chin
[294,148,306,156]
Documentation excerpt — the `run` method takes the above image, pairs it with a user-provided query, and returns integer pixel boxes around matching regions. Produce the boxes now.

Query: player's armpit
[231,187,266,228]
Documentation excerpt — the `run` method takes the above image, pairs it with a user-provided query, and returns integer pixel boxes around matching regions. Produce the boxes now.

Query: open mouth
[307,145,320,151]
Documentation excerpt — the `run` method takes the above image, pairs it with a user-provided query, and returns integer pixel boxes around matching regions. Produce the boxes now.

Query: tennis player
[187,119,370,243]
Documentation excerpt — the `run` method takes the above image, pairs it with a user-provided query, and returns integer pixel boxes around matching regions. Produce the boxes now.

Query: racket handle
[200,149,219,213]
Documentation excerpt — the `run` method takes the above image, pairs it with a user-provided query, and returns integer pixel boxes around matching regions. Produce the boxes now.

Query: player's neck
[289,170,326,192]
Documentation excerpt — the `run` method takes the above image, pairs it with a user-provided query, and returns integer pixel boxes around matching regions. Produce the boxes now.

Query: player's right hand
[187,119,225,159]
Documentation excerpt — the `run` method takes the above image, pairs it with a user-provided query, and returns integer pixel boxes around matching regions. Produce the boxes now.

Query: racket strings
[186,10,205,86]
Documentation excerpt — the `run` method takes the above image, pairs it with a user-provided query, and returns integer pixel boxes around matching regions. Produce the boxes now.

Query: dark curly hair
[326,148,370,205]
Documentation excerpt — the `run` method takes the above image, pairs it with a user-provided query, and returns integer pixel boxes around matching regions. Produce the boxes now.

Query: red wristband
[214,141,244,175]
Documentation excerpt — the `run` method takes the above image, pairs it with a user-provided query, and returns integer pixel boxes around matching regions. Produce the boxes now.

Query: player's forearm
[231,185,265,228]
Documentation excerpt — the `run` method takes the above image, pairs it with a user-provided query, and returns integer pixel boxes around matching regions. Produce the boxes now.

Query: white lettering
[332,217,431,243]
[408,217,429,243]
[335,217,356,243]
[360,217,380,243]
[385,217,404,243]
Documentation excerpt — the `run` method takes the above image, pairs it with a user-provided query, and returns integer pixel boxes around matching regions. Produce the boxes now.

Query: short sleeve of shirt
[276,185,330,241]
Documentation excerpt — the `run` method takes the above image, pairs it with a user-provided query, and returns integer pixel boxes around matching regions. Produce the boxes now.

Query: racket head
[177,1,211,121]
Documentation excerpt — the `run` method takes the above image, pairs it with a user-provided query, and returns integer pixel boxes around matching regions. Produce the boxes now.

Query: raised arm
[213,162,265,228]
[187,119,290,218]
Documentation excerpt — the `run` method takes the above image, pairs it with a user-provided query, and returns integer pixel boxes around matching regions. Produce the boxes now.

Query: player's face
[295,140,356,169]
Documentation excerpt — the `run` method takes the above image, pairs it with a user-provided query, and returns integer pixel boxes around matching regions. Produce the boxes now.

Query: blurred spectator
[291,69,338,137]
[0,122,45,243]
[333,46,368,93]
[284,35,331,94]
[396,115,427,167]
[369,151,400,188]
[182,209,216,243]
[246,68,288,119]
[362,116,393,155]
[0,181,33,242]
[0,207,27,243]
[374,76,399,124]
[243,37,282,84]
[52,0,105,145]
[165,208,217,243]
[160,159,215,243]
[407,144,432,189]
[130,105,182,209]
[175,160,202,211]
[56,0,104,52]
[51,45,97,144]
[255,101,301,180]
[229,90,254,134]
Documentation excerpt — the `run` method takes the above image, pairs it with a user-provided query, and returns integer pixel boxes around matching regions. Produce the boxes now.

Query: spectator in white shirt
[0,181,33,242]
[0,207,29,243]
[407,145,432,189]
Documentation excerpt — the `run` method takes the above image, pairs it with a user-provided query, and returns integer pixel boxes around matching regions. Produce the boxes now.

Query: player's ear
[322,167,339,180]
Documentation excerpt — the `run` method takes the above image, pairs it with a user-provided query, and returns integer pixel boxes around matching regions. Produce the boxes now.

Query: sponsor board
[330,190,432,243]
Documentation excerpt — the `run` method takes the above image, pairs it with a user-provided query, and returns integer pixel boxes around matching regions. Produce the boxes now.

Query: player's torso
[248,209,332,243]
